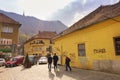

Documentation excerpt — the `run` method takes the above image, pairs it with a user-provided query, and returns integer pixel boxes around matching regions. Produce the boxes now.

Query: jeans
[54,62,57,70]
[48,63,52,71]
[66,63,71,71]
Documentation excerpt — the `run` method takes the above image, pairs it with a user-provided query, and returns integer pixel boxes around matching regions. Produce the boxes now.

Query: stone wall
[93,60,120,74]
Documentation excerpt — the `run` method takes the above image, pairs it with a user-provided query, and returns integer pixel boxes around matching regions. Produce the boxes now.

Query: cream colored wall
[24,38,51,56]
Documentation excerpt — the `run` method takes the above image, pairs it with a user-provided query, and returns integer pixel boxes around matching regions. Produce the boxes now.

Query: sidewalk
[56,65,120,80]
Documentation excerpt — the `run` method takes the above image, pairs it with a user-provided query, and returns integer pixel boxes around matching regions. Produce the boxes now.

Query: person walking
[34,54,38,65]
[65,56,72,71]
[47,54,52,71]
[53,53,58,70]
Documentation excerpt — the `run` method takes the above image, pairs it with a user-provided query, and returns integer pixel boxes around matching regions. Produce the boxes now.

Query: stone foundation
[93,60,120,74]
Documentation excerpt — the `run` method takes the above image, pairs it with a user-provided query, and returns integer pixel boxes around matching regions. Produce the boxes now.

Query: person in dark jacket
[65,56,72,71]
[53,53,58,70]
[47,54,52,71]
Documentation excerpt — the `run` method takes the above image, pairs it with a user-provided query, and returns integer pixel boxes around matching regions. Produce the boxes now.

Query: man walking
[47,54,52,71]
[53,53,58,70]
[65,56,72,71]
[34,54,38,65]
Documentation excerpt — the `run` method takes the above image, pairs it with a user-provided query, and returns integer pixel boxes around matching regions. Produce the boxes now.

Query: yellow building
[24,31,56,56]
[53,2,120,74]
[0,13,21,56]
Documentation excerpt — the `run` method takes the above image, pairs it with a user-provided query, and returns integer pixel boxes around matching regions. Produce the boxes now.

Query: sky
[0,0,119,27]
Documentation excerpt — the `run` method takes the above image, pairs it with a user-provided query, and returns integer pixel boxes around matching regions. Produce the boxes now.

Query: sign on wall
[93,48,106,54]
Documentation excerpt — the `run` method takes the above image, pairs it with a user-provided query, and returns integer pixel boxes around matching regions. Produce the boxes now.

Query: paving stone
[0,64,120,80]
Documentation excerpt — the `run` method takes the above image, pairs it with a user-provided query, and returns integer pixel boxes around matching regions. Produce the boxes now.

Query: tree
[23,54,31,68]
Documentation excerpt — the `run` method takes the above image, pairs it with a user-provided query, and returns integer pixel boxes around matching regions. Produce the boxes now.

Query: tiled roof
[54,2,120,39]
[0,13,20,25]
[34,31,56,39]
[25,31,56,44]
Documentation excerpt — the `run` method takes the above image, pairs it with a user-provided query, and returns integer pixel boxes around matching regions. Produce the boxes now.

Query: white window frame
[2,26,13,33]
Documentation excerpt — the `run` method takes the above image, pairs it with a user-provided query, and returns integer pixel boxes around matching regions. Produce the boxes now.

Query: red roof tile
[25,31,56,44]
[34,31,56,39]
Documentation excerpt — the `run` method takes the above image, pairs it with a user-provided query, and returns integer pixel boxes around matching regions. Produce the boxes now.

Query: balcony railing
[0,39,12,45]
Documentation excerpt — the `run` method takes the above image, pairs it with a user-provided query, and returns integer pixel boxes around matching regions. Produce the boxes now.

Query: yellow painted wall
[53,16,120,70]
[24,38,52,56]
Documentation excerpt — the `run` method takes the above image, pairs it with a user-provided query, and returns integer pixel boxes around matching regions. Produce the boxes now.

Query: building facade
[0,13,21,56]
[53,2,120,74]
[24,31,56,56]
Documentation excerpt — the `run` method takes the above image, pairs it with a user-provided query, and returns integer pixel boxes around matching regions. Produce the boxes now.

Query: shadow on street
[49,71,55,80]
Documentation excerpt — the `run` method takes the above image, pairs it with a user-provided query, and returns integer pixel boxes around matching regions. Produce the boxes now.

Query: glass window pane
[114,37,120,55]
[78,44,86,56]
[2,26,13,33]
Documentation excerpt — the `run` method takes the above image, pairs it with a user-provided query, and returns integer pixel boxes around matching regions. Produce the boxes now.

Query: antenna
[23,11,25,16]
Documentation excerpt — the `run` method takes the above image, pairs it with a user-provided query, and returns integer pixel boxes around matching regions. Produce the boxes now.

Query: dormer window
[39,40,44,44]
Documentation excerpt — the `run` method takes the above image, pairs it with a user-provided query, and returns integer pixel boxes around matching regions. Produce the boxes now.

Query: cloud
[49,0,119,26]
[17,0,75,20]
[0,0,21,13]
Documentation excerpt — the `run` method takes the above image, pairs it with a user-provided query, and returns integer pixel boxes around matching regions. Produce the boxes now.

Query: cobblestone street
[0,64,120,80]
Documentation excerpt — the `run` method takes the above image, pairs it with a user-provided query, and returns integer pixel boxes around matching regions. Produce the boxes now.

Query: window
[39,40,44,44]
[46,46,52,52]
[2,26,13,33]
[39,47,42,50]
[114,37,120,55]
[46,47,49,52]
[33,41,36,44]
[50,39,53,44]
[78,44,86,56]
[0,38,12,45]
